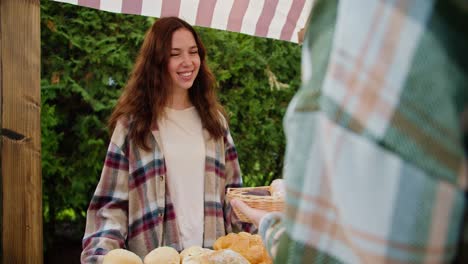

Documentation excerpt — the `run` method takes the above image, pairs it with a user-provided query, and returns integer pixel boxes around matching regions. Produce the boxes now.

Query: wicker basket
[227,186,285,223]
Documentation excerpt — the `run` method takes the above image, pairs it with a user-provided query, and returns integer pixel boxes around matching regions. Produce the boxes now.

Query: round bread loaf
[270,179,285,197]
[180,246,213,261]
[183,249,249,264]
[102,249,143,264]
[214,232,272,264]
[144,246,180,264]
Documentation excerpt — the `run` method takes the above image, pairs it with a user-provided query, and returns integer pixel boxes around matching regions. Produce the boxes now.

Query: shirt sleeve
[81,141,130,264]
[222,128,256,234]
[259,212,286,258]
[263,0,468,262]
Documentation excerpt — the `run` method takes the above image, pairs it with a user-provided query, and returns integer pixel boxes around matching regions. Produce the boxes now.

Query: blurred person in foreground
[233,0,468,263]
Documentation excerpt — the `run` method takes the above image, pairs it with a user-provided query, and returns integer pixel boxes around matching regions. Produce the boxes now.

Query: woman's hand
[231,199,268,227]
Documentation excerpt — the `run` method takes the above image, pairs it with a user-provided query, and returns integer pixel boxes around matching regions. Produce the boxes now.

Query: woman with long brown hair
[81,17,251,263]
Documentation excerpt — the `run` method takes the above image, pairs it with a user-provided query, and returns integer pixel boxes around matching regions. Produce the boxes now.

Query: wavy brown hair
[109,17,227,151]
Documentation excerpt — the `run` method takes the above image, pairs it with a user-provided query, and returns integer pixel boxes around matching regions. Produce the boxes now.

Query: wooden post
[1,0,42,263]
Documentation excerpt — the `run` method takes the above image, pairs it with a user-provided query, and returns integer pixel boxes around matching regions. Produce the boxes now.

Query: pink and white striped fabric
[52,0,313,43]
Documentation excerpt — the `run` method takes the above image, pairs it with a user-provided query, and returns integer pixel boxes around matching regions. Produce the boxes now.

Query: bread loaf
[102,249,143,264]
[214,232,272,264]
[180,246,213,261]
[183,249,249,264]
[270,179,285,197]
[144,246,180,264]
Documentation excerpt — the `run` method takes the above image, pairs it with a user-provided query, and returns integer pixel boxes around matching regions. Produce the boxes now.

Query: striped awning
[52,0,313,43]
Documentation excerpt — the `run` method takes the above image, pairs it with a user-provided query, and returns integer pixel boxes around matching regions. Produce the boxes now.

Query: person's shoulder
[114,117,131,134]
[110,117,131,146]
[217,110,229,130]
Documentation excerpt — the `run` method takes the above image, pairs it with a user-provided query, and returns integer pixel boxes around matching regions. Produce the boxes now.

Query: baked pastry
[214,232,272,264]
[143,246,180,264]
[270,179,285,197]
[102,249,143,264]
[183,249,249,264]
[180,246,214,261]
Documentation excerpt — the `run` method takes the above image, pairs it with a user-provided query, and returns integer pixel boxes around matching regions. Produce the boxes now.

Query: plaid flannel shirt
[260,0,468,263]
[81,119,251,263]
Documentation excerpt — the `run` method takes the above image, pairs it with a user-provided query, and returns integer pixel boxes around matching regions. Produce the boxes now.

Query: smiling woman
[167,29,200,99]
[81,17,254,263]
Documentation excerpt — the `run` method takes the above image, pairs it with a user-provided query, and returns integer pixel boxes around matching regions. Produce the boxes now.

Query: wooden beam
[1,0,42,262]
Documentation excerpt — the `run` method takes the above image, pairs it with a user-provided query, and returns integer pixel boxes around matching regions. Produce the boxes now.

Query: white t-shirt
[158,106,205,248]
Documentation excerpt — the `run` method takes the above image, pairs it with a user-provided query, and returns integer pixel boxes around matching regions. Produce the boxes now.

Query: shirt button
[159,175,164,181]
[158,212,163,218]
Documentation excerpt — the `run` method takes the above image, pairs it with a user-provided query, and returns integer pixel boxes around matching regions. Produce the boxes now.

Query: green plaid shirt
[260,0,468,263]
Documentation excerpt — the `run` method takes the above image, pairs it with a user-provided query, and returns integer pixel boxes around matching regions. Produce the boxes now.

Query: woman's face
[167,28,201,94]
